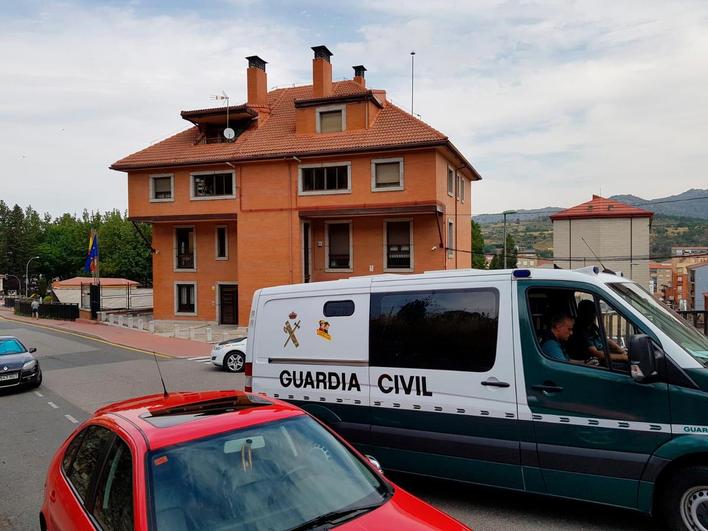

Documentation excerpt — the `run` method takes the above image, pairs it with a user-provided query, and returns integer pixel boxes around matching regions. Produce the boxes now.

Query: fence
[3,297,15,308]
[14,300,79,321]
[57,284,153,312]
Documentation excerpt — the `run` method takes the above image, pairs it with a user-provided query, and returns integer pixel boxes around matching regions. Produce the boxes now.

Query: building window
[150,174,173,201]
[175,283,196,314]
[326,222,352,271]
[370,288,500,372]
[316,105,345,133]
[175,227,195,270]
[299,164,351,194]
[460,177,465,203]
[456,176,462,201]
[372,158,404,191]
[385,220,412,271]
[447,167,454,196]
[191,172,235,199]
[216,226,228,260]
[447,220,454,258]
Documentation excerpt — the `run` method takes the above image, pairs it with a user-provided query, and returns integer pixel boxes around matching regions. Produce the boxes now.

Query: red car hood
[336,485,469,530]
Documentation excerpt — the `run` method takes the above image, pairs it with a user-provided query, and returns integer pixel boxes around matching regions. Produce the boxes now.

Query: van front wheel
[663,466,708,531]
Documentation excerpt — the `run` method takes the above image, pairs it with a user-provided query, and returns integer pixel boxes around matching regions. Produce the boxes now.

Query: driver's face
[553,318,574,341]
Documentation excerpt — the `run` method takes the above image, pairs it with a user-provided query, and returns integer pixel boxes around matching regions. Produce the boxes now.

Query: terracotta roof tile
[550,195,654,221]
[111,81,450,171]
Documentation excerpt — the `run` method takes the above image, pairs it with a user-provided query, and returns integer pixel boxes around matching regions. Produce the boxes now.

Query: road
[0,318,656,530]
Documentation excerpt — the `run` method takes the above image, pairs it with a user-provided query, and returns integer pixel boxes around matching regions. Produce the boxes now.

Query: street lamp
[502,210,517,269]
[25,256,39,298]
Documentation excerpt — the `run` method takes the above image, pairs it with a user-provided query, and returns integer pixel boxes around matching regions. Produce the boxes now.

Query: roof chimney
[246,55,268,106]
[353,65,366,87]
[311,45,333,98]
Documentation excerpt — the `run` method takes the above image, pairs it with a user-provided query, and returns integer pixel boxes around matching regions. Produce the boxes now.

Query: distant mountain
[473,207,562,225]
[609,188,708,220]
[474,188,708,224]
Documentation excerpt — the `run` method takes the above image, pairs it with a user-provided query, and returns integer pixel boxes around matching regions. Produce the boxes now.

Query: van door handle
[532,383,564,393]
[481,379,510,388]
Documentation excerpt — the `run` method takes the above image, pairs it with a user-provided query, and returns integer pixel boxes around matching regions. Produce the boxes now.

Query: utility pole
[502,210,517,269]
[25,256,39,298]
[410,51,415,115]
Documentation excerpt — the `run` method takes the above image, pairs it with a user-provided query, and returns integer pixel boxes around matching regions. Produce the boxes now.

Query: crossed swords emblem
[283,319,301,348]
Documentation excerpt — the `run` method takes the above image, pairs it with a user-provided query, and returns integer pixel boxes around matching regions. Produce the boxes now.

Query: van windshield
[609,282,708,366]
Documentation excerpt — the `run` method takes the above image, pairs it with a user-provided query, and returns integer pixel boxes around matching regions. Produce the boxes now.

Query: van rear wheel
[663,466,708,531]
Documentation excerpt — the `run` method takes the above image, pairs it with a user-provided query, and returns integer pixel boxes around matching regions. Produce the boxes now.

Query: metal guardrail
[14,300,79,321]
[679,311,708,336]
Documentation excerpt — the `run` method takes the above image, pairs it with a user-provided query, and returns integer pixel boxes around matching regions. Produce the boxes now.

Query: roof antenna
[581,237,612,273]
[152,352,169,397]
[410,51,416,115]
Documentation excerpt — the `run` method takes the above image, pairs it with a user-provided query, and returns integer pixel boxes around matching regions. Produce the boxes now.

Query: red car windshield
[147,415,389,530]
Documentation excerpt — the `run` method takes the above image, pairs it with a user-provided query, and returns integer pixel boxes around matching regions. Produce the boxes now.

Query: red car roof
[95,390,304,450]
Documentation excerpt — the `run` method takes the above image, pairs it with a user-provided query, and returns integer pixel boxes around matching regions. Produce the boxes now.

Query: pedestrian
[31,298,40,320]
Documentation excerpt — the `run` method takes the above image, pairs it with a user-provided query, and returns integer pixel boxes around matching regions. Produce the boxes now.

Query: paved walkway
[0,308,211,358]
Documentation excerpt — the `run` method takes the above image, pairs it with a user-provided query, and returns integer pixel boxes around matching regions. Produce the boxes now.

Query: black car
[0,336,42,390]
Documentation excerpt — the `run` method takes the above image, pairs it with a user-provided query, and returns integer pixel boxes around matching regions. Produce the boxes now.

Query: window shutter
[320,111,343,132]
[375,162,401,186]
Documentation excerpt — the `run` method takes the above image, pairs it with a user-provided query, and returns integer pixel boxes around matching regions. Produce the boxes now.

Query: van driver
[570,300,628,364]
[542,313,599,366]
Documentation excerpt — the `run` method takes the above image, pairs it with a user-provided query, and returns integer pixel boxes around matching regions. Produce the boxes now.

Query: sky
[1,0,707,217]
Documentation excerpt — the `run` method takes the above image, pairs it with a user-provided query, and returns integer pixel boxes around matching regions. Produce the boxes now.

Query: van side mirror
[629,334,658,383]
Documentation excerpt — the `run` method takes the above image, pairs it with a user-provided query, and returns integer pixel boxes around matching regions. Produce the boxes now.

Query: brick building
[111,47,480,327]
[551,195,653,288]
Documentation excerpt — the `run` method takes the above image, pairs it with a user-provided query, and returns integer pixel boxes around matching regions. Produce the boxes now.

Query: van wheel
[662,466,708,530]
[223,351,245,373]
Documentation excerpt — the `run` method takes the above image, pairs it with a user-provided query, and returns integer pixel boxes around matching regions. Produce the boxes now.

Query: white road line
[34,391,44,397]
[48,402,59,409]
[64,415,79,424]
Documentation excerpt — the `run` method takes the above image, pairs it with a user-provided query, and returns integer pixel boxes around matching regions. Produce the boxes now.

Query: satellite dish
[223,128,236,141]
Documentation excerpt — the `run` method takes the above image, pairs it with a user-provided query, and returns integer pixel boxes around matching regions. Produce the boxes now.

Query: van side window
[323,300,355,317]
[370,288,499,372]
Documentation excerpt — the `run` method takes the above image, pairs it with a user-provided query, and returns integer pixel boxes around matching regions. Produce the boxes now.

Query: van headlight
[22,360,37,372]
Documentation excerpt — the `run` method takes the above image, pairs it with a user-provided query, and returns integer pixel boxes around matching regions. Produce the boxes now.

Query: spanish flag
[84,230,99,273]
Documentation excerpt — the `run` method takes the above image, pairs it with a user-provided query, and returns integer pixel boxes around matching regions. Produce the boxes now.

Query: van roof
[257,268,629,295]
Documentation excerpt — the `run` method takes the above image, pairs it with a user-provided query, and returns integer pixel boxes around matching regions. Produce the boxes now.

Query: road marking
[64,415,79,424]
[34,391,44,397]
[0,315,175,359]
[48,401,59,409]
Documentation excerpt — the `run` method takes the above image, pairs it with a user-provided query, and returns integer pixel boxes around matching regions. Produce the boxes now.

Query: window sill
[175,312,197,316]
[325,268,353,273]
[174,268,197,273]
[384,267,414,273]
[215,257,229,261]
[371,186,404,193]
[189,195,236,201]
[298,189,351,196]
[149,198,174,203]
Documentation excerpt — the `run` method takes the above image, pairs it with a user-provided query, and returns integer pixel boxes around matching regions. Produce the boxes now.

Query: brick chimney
[246,55,268,106]
[353,65,366,87]
[311,45,333,98]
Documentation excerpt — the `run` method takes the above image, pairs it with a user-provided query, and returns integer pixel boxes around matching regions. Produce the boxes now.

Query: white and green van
[245,267,708,530]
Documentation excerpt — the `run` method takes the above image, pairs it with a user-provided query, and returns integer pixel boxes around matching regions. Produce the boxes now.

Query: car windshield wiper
[288,501,384,531]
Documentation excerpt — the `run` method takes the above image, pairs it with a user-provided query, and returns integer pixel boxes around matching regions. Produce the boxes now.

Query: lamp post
[502,210,517,269]
[25,256,39,298]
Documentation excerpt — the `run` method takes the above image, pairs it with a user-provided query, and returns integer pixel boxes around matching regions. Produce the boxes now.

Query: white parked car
[211,337,247,372]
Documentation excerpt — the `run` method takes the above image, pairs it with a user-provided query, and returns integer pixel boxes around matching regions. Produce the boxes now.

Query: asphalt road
[0,318,657,530]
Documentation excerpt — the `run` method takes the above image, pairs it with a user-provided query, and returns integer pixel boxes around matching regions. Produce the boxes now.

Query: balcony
[177,253,195,270]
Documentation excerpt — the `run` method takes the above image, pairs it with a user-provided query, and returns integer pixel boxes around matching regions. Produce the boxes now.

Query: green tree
[471,220,486,269]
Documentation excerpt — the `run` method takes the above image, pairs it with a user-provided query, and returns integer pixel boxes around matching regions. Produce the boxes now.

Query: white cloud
[1,1,707,216]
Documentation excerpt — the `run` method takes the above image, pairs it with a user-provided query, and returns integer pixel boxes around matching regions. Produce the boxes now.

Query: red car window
[65,425,114,503]
[92,436,134,530]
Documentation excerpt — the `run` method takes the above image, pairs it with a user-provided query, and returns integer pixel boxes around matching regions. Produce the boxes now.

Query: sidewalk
[0,308,211,358]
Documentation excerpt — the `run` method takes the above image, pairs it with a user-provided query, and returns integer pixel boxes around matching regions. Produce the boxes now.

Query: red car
[41,390,470,531]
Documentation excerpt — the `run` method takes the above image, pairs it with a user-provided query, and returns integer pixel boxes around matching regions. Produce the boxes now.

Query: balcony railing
[328,254,350,269]
[387,245,411,268]
[177,253,195,269]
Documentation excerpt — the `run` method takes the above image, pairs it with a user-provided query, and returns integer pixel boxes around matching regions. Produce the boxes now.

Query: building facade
[649,261,673,303]
[112,47,480,327]
[551,195,653,289]
[670,247,708,310]
[688,263,708,311]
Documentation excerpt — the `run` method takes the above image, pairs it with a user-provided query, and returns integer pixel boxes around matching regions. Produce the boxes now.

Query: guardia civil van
[245,267,708,530]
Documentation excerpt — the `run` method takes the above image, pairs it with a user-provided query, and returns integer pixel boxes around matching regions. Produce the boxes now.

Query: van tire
[662,465,708,531]
[223,351,245,373]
